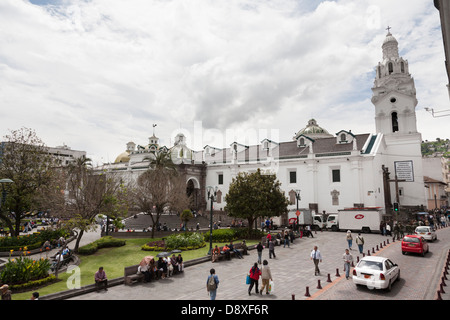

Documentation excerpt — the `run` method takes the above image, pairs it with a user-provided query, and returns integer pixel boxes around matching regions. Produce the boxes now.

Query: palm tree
[146,150,177,172]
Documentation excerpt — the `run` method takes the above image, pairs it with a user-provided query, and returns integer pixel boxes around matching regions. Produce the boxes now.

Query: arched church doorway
[186,178,200,211]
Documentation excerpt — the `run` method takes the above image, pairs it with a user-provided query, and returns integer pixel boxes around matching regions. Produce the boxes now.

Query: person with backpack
[355,232,365,254]
[206,268,219,300]
[248,262,261,295]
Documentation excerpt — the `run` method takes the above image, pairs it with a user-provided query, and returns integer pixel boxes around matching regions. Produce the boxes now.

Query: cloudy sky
[0,0,448,165]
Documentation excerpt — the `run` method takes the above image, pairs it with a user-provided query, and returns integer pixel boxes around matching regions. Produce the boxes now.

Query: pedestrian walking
[386,222,391,236]
[355,232,364,253]
[248,262,261,295]
[393,221,400,240]
[268,240,276,259]
[283,230,290,248]
[380,221,386,236]
[260,260,273,295]
[310,246,322,276]
[256,242,264,264]
[343,249,353,279]
[346,230,353,250]
[206,268,219,300]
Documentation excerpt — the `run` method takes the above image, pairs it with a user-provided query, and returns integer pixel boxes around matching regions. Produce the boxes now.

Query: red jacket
[249,266,261,280]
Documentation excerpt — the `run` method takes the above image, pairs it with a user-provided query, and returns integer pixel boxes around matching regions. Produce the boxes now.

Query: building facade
[102,31,429,221]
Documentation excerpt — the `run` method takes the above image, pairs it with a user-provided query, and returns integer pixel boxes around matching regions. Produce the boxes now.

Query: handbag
[246,274,250,285]
[269,280,274,293]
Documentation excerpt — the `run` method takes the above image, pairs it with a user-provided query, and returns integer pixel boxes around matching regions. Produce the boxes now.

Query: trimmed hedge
[8,275,57,292]
[0,229,70,252]
[203,228,266,242]
[78,236,126,255]
[142,232,206,251]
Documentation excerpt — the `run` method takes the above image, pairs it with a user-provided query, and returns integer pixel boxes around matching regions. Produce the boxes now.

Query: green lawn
[11,237,258,300]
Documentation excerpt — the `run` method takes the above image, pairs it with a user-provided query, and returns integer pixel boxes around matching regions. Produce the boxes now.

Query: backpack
[207,275,217,291]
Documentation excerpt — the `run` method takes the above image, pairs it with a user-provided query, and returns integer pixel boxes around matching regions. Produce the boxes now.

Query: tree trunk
[247,217,254,234]
[74,229,84,253]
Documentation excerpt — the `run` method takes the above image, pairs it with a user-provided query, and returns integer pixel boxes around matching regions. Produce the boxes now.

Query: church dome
[383,32,398,45]
[114,151,130,163]
[295,119,333,139]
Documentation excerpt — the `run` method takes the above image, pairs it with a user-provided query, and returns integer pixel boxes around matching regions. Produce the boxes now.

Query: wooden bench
[213,243,246,262]
[124,264,144,285]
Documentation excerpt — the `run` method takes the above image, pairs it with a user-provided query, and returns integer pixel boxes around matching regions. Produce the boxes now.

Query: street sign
[296,210,301,217]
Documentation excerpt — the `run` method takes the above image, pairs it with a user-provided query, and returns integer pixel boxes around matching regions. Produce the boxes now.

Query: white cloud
[0,0,448,165]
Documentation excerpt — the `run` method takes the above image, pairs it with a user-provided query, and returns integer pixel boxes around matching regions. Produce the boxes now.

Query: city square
[1,0,450,309]
[61,225,450,302]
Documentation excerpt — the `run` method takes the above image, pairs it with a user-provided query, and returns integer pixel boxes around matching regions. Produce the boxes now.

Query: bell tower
[371,28,426,210]
[371,28,418,135]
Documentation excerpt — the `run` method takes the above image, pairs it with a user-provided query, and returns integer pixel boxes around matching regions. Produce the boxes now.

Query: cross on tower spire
[386,26,392,34]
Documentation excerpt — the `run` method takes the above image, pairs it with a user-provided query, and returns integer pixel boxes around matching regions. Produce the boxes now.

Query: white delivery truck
[334,207,385,233]
[287,208,312,226]
[312,214,326,230]
[325,214,339,231]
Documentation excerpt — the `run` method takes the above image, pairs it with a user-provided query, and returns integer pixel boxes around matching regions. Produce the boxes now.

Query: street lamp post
[0,179,14,210]
[295,189,301,229]
[207,186,218,255]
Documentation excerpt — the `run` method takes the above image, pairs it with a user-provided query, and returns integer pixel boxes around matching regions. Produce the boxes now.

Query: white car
[352,256,400,291]
[414,226,437,241]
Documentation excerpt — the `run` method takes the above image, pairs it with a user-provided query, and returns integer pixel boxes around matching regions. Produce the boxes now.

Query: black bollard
[304,286,310,297]
[327,273,332,283]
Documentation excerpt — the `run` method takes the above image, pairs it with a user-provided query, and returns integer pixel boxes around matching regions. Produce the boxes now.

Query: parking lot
[68,226,450,301]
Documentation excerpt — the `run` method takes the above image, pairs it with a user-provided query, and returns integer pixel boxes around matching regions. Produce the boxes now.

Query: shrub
[9,275,57,292]
[203,228,266,242]
[78,236,126,255]
[0,228,71,252]
[165,232,204,249]
[142,233,205,251]
[203,229,237,242]
[0,256,51,285]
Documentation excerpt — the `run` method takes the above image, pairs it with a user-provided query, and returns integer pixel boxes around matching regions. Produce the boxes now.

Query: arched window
[400,62,405,73]
[299,138,305,146]
[378,66,381,78]
[391,112,399,132]
[340,133,346,142]
[388,62,394,74]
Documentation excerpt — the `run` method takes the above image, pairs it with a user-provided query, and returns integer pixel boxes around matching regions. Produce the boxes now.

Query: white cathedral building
[100,31,428,220]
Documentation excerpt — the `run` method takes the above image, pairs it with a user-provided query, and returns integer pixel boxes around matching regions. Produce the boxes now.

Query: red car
[401,235,429,256]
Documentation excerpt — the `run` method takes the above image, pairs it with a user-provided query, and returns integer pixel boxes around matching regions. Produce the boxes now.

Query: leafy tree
[0,128,57,236]
[225,169,289,232]
[131,151,190,238]
[180,209,193,232]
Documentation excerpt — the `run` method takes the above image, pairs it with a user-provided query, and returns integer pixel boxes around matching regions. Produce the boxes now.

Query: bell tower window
[401,62,405,73]
[388,62,393,74]
[391,112,399,132]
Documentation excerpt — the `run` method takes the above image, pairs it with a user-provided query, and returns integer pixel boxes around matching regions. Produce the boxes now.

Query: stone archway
[186,177,200,211]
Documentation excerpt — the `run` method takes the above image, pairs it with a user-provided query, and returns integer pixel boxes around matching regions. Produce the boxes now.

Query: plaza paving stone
[66,226,450,301]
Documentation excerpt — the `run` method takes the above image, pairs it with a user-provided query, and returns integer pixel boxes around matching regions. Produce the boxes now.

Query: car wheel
[402,251,406,255]
[421,249,425,257]
[396,270,400,282]
[386,280,392,292]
